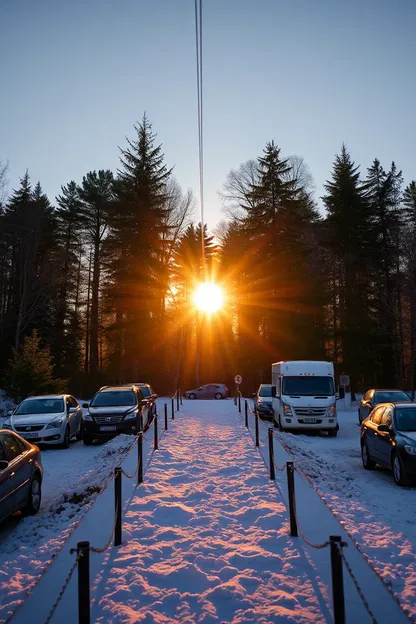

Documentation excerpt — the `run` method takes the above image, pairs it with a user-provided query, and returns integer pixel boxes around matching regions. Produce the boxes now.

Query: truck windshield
[282,377,334,396]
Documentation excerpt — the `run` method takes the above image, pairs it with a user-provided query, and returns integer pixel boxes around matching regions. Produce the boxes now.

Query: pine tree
[78,170,114,377]
[4,329,66,402]
[54,181,85,373]
[106,115,172,382]
[323,145,374,387]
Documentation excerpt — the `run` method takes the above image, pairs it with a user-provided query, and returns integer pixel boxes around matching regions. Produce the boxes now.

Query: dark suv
[82,385,151,445]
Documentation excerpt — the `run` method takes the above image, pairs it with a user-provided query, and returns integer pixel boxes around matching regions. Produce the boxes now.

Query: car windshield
[91,391,136,407]
[282,376,334,396]
[15,398,64,415]
[139,386,150,397]
[259,386,272,397]
[375,391,410,403]
[395,407,416,432]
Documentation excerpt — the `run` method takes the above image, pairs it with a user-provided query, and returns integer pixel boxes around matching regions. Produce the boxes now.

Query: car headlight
[46,418,64,429]
[2,420,12,430]
[405,445,416,455]
[83,413,93,421]
[124,408,137,421]
[283,403,292,416]
[327,403,336,416]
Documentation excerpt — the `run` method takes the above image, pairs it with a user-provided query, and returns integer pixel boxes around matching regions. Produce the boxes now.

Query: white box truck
[271,360,338,436]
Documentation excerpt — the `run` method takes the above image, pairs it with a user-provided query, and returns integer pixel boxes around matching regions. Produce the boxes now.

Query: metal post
[255,410,259,447]
[180,392,183,405]
[238,392,241,413]
[138,433,143,484]
[286,462,298,537]
[154,414,158,450]
[164,403,168,430]
[176,390,180,411]
[330,536,346,624]
[234,392,237,406]
[244,400,248,428]
[171,398,174,420]
[77,541,90,624]
[268,429,275,480]
[114,467,122,546]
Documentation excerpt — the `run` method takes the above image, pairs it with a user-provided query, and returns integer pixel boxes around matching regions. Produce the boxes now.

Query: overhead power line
[194,0,206,275]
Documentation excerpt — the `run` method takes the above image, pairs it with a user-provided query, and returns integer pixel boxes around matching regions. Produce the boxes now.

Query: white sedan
[2,395,83,448]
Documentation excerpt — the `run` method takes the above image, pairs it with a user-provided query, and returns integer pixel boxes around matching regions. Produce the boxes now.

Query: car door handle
[27,459,33,464]
[9,472,15,479]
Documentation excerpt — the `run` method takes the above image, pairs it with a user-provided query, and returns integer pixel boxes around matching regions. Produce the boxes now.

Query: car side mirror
[152,394,158,400]
[82,403,89,409]
[0,459,9,470]
[377,424,390,433]
[8,409,14,416]
[69,407,77,414]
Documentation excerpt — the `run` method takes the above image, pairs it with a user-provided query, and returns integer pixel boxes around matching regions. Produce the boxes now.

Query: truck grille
[15,425,44,432]
[294,407,326,418]
[94,415,124,425]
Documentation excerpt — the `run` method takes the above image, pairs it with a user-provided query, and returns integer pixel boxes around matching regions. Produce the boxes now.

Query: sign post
[339,374,351,409]
[234,375,242,407]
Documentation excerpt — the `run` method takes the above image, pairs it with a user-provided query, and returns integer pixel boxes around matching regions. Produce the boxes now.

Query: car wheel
[392,453,408,486]
[189,393,196,400]
[83,434,93,446]
[361,442,375,469]
[215,392,223,399]
[62,425,70,449]
[327,429,338,437]
[21,475,42,516]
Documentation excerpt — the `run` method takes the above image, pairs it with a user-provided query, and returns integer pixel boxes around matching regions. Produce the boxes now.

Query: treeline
[0,115,415,396]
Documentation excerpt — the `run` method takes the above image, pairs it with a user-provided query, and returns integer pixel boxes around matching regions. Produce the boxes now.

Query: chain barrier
[273,460,287,472]
[336,543,378,623]
[43,551,82,624]
[120,454,141,480]
[88,501,120,554]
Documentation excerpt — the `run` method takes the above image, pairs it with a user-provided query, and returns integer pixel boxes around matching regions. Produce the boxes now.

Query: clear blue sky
[1,0,415,227]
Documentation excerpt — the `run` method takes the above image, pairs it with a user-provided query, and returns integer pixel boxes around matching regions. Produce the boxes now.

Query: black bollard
[114,467,122,546]
[77,541,90,624]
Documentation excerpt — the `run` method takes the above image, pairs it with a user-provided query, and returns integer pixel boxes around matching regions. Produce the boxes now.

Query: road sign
[339,375,350,387]
[234,375,243,385]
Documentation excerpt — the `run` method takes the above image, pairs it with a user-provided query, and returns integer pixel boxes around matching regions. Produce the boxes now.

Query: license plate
[100,426,116,431]
[24,432,39,438]
[303,418,318,424]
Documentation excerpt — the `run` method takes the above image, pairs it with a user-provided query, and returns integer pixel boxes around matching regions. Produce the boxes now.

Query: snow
[250,402,416,621]
[8,399,410,623]
[0,398,166,624]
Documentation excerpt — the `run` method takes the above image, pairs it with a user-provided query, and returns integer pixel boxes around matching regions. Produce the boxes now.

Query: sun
[193,282,224,314]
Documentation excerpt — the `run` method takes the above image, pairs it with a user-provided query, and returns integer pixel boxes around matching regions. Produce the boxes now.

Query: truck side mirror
[271,386,276,397]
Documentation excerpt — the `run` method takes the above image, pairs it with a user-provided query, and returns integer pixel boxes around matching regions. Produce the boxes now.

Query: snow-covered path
[10,399,411,623]
[91,399,327,623]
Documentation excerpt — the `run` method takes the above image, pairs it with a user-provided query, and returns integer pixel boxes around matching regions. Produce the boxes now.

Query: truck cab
[271,360,338,436]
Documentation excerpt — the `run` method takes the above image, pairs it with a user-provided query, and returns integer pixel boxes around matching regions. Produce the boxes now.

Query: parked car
[127,383,157,417]
[358,389,411,423]
[253,384,274,419]
[82,385,151,445]
[0,430,43,522]
[185,384,228,399]
[361,402,416,485]
[2,395,83,448]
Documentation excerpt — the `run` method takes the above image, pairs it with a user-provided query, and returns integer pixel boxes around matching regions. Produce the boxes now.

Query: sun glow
[193,282,224,314]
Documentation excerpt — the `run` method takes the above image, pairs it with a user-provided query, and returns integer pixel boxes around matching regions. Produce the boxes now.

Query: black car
[82,385,151,445]
[361,402,416,486]
[358,389,411,423]
[0,430,43,522]
[128,383,158,417]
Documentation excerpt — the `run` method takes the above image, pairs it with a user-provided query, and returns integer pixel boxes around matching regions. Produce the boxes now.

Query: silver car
[185,384,228,399]
[253,384,274,419]
[2,395,83,448]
